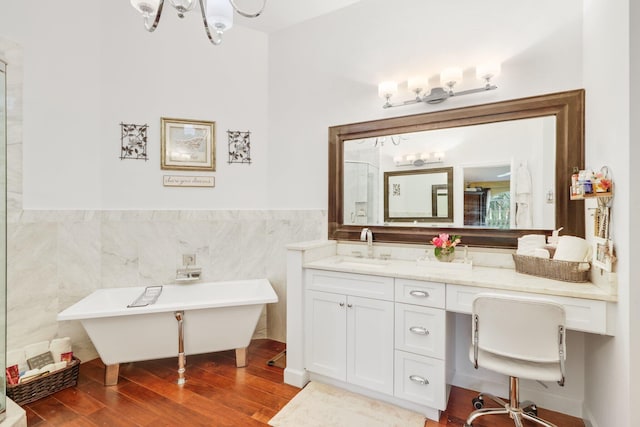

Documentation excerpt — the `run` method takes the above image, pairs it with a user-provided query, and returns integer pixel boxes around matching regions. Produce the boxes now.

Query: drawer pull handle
[347,303,353,308]
[409,375,429,385]
[409,326,430,335]
[409,290,429,298]
[339,302,345,307]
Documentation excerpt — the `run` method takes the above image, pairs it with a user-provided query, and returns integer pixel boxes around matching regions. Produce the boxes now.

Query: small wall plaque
[163,175,215,188]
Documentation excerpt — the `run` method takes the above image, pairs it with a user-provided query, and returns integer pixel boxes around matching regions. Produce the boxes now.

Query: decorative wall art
[392,183,401,196]
[593,237,614,272]
[161,117,215,171]
[227,130,251,164]
[120,123,148,160]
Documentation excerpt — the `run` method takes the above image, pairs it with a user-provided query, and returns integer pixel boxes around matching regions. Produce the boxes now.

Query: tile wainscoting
[7,209,327,363]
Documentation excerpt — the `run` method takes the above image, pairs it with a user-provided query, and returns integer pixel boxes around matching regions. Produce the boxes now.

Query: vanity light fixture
[129,0,266,45]
[379,64,500,109]
[394,152,445,167]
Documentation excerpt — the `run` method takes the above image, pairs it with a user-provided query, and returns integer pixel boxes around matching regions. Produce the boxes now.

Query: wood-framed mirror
[383,167,454,223]
[328,89,585,248]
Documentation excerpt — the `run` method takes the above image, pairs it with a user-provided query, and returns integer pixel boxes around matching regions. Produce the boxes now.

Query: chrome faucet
[360,228,373,258]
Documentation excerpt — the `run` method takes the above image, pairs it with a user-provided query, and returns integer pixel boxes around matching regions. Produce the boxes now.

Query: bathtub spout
[175,311,186,385]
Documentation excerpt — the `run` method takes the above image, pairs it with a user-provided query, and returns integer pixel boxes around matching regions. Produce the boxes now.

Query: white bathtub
[57,279,278,384]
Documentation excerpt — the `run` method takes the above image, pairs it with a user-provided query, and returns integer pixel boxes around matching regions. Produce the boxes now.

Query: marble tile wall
[2,36,327,363]
[8,210,326,362]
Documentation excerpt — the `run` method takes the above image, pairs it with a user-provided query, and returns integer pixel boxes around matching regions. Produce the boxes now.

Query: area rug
[268,381,426,427]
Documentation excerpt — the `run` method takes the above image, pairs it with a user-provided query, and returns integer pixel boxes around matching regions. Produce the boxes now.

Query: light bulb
[407,76,427,95]
[207,0,234,31]
[440,67,463,89]
[378,81,398,99]
[131,0,161,16]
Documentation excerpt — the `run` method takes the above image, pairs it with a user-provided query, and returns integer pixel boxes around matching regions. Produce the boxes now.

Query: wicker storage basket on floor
[512,254,591,282]
[7,357,80,406]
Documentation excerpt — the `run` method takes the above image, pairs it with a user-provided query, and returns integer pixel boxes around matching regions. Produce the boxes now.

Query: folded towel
[24,341,50,360]
[532,248,551,259]
[7,349,27,374]
[516,234,546,256]
[554,236,592,262]
[49,337,72,363]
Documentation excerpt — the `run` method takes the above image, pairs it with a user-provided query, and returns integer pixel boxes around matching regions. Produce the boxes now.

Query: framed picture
[592,237,614,272]
[161,117,215,171]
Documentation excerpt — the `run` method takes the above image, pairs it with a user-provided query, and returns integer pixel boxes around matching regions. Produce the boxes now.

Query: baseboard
[284,367,309,388]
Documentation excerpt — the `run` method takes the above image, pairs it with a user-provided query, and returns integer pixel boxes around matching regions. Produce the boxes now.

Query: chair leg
[521,410,558,427]
[465,376,558,427]
[464,407,510,426]
[478,392,508,408]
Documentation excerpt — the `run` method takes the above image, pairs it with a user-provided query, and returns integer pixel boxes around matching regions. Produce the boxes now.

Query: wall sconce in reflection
[394,152,445,167]
[379,64,500,109]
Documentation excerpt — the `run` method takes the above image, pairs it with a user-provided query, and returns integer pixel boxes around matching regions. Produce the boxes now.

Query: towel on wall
[515,162,532,228]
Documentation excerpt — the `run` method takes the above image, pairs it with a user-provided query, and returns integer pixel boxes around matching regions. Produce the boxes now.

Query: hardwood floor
[23,339,584,426]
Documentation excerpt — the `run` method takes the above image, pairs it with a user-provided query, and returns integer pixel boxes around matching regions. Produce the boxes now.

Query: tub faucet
[360,228,373,258]
[176,254,201,283]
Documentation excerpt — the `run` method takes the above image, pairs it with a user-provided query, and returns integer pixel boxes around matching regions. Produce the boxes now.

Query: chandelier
[130,0,267,45]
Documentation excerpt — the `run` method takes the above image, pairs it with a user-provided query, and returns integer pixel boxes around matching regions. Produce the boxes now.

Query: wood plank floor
[22,339,584,426]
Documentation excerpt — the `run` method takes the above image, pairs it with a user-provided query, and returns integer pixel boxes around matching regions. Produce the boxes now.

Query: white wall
[267,0,583,209]
[0,1,269,210]
[582,1,631,426]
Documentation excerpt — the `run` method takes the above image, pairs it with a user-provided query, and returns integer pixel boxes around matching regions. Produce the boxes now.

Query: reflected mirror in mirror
[384,167,453,223]
[343,116,555,230]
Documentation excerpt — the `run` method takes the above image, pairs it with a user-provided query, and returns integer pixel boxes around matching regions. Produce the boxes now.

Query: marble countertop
[303,255,617,302]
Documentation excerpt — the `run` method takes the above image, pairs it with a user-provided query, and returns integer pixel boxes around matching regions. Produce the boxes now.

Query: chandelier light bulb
[130,0,161,16]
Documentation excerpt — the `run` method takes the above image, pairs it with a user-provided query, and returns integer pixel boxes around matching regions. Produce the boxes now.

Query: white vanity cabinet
[393,278,448,410]
[304,270,395,395]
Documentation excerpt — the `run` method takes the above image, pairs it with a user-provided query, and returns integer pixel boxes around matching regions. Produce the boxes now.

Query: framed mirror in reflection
[330,90,585,248]
[383,167,453,223]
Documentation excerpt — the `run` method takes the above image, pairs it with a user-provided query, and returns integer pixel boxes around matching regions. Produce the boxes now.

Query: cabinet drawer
[305,269,394,301]
[395,303,445,359]
[395,278,445,308]
[446,284,610,335]
[394,350,446,410]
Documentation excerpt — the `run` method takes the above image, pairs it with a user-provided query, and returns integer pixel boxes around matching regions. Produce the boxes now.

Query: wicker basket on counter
[7,357,80,406]
[512,254,591,283]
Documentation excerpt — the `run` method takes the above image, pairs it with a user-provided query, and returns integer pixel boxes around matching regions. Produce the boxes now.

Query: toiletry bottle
[571,167,580,196]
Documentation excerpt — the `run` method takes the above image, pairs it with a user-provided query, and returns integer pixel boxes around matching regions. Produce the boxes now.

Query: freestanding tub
[57,279,278,385]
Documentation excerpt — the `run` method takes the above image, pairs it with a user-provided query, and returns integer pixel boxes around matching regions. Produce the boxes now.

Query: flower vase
[435,250,455,263]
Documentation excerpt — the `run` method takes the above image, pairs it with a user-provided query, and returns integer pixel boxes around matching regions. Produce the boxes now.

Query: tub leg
[235,347,247,368]
[104,363,120,386]
[175,311,186,385]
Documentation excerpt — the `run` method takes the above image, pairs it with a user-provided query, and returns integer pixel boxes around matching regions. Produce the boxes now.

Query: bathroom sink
[334,257,390,269]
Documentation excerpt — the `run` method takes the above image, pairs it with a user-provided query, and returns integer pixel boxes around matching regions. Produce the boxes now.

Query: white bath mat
[268,381,426,427]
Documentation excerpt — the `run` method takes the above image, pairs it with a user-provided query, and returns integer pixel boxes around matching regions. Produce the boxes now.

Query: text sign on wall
[163,175,215,188]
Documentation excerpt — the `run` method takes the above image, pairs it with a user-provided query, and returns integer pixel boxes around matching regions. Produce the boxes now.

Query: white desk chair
[464,293,566,427]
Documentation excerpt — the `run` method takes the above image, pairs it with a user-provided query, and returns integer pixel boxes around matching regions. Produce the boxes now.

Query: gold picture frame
[161,117,215,171]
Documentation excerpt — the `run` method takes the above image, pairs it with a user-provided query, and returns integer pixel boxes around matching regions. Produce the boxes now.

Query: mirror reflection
[343,116,556,230]
[384,168,453,223]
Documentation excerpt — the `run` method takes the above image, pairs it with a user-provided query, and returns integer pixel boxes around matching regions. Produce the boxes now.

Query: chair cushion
[469,346,563,382]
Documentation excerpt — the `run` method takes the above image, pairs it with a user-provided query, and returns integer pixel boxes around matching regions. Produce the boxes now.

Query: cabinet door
[347,295,394,395]
[305,290,346,380]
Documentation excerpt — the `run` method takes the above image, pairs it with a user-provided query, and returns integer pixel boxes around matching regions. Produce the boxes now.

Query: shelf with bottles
[569,187,613,201]
[569,166,613,201]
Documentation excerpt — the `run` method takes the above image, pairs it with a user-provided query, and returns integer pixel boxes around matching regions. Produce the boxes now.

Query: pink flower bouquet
[431,233,461,257]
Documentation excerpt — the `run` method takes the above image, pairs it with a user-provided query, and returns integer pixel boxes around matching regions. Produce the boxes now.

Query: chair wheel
[472,396,484,410]
[523,403,538,416]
